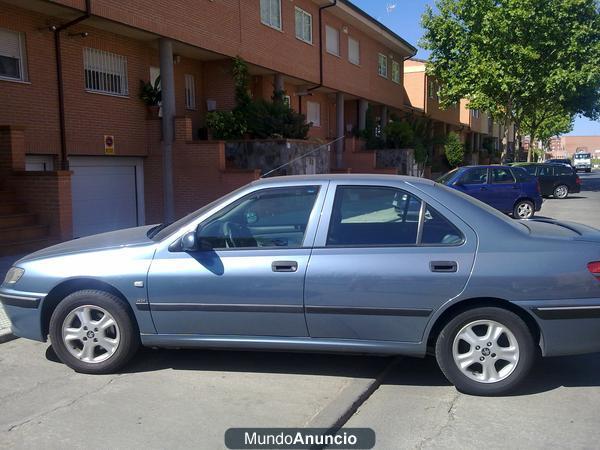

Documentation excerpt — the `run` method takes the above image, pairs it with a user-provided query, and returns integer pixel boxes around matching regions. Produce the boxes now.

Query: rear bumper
[0,289,46,342]
[515,299,600,357]
[571,184,581,194]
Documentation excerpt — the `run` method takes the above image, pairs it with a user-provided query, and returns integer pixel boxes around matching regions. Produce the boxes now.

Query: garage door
[70,157,144,238]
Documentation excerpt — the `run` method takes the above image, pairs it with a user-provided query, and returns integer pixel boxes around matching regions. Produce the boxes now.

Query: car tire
[435,307,536,396]
[513,200,534,219]
[49,290,139,374]
[553,184,569,199]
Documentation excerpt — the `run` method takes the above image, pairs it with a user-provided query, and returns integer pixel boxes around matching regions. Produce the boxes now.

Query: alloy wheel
[452,319,520,384]
[516,202,533,219]
[554,185,568,199]
[61,305,121,363]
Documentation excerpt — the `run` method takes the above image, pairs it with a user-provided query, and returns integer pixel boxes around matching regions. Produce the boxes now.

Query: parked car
[3,174,600,396]
[545,158,573,167]
[436,165,543,219]
[573,152,592,173]
[513,163,581,199]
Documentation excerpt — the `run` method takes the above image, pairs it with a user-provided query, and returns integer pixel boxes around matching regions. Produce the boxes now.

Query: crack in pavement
[415,390,461,449]
[4,374,124,433]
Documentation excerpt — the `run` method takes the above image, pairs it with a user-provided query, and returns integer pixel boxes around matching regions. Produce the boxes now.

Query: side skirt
[140,334,427,357]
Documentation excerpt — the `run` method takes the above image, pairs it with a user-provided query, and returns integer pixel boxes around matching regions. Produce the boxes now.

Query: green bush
[245,99,309,139]
[206,111,247,140]
[139,76,161,106]
[444,132,465,168]
[384,121,414,149]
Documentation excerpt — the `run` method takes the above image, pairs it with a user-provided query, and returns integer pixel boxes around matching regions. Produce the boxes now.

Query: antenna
[261,136,345,178]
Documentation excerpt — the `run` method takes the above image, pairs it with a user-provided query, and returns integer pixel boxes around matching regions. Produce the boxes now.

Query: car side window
[326,186,421,246]
[459,168,488,185]
[556,165,573,176]
[421,206,464,245]
[539,166,554,176]
[511,167,530,182]
[520,165,537,176]
[491,168,515,184]
[197,186,319,249]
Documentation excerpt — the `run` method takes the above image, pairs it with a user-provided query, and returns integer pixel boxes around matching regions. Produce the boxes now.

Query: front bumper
[0,288,46,342]
[516,298,600,357]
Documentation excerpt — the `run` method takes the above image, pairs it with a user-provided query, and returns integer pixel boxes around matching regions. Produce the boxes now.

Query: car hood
[524,218,600,243]
[17,225,157,263]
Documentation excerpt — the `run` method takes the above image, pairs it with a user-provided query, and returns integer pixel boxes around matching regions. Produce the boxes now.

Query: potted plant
[139,76,161,118]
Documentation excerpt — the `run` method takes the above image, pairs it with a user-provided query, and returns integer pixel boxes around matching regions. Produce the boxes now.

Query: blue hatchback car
[437,166,543,219]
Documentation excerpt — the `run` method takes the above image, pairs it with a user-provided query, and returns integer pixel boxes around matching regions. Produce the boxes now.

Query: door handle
[479,186,488,190]
[430,261,458,273]
[272,261,298,272]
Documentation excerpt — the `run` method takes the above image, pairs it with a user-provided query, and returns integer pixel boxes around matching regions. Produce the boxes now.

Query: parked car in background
[545,158,573,167]
[573,152,592,173]
[514,163,581,199]
[3,174,600,397]
[437,166,543,219]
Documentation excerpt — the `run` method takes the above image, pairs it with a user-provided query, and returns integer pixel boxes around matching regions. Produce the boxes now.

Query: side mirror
[181,231,199,252]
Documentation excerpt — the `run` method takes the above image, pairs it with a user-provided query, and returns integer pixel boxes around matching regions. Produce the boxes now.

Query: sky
[350,0,600,136]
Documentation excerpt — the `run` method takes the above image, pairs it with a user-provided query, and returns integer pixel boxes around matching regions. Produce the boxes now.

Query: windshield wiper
[147,222,170,239]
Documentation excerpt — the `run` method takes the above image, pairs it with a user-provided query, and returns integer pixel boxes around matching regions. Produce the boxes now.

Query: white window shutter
[0,28,21,58]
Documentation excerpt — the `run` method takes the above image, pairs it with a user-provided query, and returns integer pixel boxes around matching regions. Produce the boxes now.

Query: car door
[147,183,328,336]
[488,167,519,212]
[454,167,490,203]
[537,165,555,195]
[304,181,477,343]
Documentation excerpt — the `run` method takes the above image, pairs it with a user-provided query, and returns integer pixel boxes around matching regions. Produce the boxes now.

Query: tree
[421,0,600,162]
[444,132,465,167]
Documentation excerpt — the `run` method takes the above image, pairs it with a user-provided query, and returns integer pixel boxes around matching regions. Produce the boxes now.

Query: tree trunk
[527,131,536,162]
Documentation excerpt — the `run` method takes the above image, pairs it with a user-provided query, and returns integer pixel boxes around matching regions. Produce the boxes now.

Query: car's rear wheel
[513,200,534,219]
[553,184,569,199]
[435,307,536,396]
[49,290,139,374]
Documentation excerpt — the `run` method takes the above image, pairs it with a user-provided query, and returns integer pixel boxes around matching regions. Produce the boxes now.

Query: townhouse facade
[0,0,416,255]
[548,136,600,159]
[403,58,515,171]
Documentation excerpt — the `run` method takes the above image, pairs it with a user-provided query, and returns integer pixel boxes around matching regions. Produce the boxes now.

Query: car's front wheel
[435,307,536,396]
[49,290,139,374]
[553,184,569,199]
[513,200,534,219]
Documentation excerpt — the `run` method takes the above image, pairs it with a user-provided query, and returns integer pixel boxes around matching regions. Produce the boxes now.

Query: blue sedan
[2,174,600,396]
[437,165,543,219]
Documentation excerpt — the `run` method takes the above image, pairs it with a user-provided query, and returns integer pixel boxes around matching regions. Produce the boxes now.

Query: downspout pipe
[54,0,92,170]
[307,0,337,93]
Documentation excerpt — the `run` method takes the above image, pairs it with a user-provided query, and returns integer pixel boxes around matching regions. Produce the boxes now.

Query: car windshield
[148,184,251,241]
[574,153,591,159]
[436,168,459,185]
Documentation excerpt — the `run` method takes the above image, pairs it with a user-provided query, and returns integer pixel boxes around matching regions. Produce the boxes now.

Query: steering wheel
[222,221,237,248]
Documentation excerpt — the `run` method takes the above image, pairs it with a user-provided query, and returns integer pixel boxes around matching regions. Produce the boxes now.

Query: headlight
[4,267,24,285]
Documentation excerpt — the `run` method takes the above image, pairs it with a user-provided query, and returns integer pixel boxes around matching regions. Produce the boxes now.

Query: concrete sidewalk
[1,339,393,449]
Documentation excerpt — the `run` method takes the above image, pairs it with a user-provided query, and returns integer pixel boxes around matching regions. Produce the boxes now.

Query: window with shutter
[306,101,320,127]
[325,25,340,56]
[378,53,388,78]
[0,27,27,81]
[348,37,360,65]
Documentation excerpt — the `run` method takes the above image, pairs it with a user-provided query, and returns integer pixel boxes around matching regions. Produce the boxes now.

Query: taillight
[576,177,581,185]
[587,262,600,281]
[536,180,541,193]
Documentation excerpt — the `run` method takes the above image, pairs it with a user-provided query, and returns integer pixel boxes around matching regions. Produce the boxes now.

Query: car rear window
[554,165,574,175]
[510,167,532,182]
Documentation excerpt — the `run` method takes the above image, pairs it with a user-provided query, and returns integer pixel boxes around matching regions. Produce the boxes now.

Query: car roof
[252,173,437,187]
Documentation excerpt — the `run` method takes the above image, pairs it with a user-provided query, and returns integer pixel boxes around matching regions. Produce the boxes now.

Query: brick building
[403,58,515,170]
[0,0,416,254]
[550,136,600,159]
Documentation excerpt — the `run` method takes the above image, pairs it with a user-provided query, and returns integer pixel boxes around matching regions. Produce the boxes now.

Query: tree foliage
[444,132,465,167]
[421,0,600,161]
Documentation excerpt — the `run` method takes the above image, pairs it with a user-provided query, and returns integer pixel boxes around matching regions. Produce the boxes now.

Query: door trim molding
[305,305,433,317]
[145,303,304,313]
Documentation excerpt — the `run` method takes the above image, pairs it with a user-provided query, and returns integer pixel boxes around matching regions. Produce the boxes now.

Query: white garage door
[70,157,145,238]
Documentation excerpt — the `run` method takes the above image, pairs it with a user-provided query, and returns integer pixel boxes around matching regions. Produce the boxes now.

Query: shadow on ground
[45,345,600,396]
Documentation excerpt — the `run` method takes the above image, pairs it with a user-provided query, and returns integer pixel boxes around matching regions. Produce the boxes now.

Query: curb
[0,329,17,344]
[306,356,401,430]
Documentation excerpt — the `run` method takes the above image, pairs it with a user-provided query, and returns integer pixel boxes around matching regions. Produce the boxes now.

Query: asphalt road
[1,171,600,450]
[346,170,600,449]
